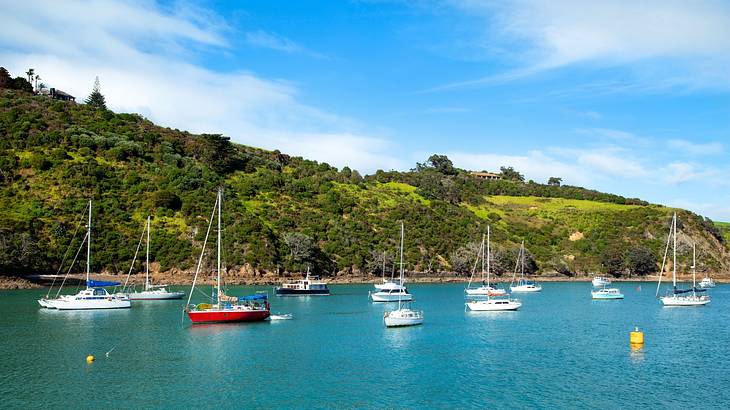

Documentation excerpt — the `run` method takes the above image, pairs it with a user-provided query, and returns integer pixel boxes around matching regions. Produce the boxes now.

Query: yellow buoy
[630,327,644,345]
[86,355,95,363]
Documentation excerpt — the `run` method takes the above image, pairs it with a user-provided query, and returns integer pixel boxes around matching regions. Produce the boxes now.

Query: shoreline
[3,272,727,289]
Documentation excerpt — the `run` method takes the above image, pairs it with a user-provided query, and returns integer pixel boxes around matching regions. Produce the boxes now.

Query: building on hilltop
[49,88,75,102]
[470,171,502,181]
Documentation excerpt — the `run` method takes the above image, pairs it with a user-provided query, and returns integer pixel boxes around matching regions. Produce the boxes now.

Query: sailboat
[185,189,270,323]
[465,226,507,296]
[123,216,185,300]
[466,227,522,311]
[509,241,542,293]
[42,200,131,310]
[656,213,710,307]
[374,255,404,291]
[384,223,423,327]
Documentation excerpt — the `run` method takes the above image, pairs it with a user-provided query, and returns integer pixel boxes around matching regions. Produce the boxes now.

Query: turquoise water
[1,283,729,409]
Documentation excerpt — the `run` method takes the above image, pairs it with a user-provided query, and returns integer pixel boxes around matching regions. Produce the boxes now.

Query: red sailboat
[185,189,270,323]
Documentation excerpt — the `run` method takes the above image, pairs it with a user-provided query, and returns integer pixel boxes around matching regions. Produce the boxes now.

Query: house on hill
[470,171,502,181]
[49,88,75,102]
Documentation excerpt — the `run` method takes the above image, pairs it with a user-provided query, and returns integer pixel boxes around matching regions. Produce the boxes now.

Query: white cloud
[0,0,397,174]
[667,139,724,156]
[245,30,324,58]
[443,0,730,90]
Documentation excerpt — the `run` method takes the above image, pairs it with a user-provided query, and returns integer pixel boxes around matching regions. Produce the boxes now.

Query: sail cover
[238,294,267,301]
[674,287,706,294]
[87,280,121,287]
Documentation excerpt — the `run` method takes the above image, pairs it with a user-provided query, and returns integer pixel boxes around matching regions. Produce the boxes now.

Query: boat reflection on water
[629,344,645,363]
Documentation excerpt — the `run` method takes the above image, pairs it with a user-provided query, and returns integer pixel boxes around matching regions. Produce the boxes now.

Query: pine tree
[84,76,107,109]
[0,67,11,89]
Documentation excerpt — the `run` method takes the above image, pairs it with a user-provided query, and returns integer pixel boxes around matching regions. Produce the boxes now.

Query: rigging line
[510,242,522,287]
[656,216,674,298]
[466,236,484,289]
[55,231,89,298]
[185,194,219,308]
[46,212,85,298]
[120,221,146,293]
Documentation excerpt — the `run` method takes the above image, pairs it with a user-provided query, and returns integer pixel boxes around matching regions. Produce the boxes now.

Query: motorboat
[591,287,624,300]
[370,281,413,302]
[466,298,522,311]
[592,276,612,287]
[275,267,330,296]
[699,277,716,289]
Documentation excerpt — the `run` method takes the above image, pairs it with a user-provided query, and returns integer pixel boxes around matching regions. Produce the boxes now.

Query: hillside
[1,88,728,281]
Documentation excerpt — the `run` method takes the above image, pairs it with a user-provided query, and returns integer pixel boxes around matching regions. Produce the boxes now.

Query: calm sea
[1,282,728,409]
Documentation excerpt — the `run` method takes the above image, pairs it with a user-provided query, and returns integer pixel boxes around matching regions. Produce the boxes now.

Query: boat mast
[146,215,150,290]
[480,233,485,283]
[520,241,525,282]
[398,222,404,310]
[672,213,677,291]
[486,226,491,287]
[87,199,91,288]
[217,188,222,309]
[692,242,696,291]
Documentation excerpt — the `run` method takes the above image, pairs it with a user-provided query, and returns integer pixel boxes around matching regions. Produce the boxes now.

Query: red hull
[187,309,270,323]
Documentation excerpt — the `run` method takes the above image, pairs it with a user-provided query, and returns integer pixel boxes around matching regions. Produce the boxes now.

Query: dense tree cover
[0,88,727,278]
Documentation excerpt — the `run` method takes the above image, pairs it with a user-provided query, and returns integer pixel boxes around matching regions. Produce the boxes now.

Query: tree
[25,68,34,84]
[0,67,11,89]
[600,247,625,277]
[626,246,656,276]
[11,77,33,92]
[547,177,562,186]
[500,166,524,182]
[416,154,458,175]
[283,232,316,267]
[85,76,107,109]
[449,241,481,274]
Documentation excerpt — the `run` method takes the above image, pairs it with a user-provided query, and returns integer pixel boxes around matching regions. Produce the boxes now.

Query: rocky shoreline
[3,270,728,289]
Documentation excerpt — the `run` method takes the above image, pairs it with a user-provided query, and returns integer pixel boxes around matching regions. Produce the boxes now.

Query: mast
[87,199,91,288]
[217,188,222,309]
[672,213,677,290]
[520,241,525,282]
[398,222,404,310]
[481,233,485,282]
[692,242,696,291]
[486,226,491,287]
[145,215,150,290]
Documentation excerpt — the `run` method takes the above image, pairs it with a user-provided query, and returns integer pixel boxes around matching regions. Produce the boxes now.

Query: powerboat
[370,281,413,302]
[699,277,716,289]
[591,287,624,300]
[275,268,330,296]
[466,298,522,311]
[592,276,612,287]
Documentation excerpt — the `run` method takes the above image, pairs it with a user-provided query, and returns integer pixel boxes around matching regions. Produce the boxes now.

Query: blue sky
[1,1,729,219]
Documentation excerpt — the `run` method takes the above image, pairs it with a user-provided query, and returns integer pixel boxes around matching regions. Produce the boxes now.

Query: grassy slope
[0,89,728,277]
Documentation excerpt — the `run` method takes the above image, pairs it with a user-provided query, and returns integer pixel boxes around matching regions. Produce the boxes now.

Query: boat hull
[370,292,413,302]
[275,288,330,296]
[661,295,710,307]
[510,285,542,293]
[127,291,185,300]
[592,292,624,300]
[48,298,131,310]
[466,300,521,311]
[187,308,270,323]
[384,309,424,327]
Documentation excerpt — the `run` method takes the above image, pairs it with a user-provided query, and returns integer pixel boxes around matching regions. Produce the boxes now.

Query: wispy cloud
[435,0,730,91]
[0,0,395,173]
[245,30,325,58]
[667,139,724,156]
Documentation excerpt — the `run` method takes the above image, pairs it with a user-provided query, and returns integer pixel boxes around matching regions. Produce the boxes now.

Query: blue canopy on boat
[87,280,121,287]
[238,294,267,301]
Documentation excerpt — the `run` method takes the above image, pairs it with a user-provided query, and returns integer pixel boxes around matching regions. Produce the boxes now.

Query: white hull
[126,289,185,300]
[510,284,542,293]
[384,308,423,327]
[47,297,131,310]
[466,299,521,311]
[661,295,710,306]
[591,289,624,300]
[374,281,405,291]
[37,298,52,308]
[699,279,715,289]
[370,292,413,302]
[465,286,507,296]
[592,277,612,287]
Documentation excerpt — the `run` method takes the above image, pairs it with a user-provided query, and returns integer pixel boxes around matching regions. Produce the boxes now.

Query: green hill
[1,87,728,280]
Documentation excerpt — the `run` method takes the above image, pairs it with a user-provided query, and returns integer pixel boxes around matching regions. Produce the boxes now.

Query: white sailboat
[656,213,710,307]
[374,256,404,291]
[122,216,185,300]
[509,241,542,293]
[370,231,412,302]
[465,226,507,297]
[43,200,131,310]
[466,227,521,311]
[384,223,423,327]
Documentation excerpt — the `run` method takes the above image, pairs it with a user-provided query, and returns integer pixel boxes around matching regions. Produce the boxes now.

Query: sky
[1,0,729,219]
